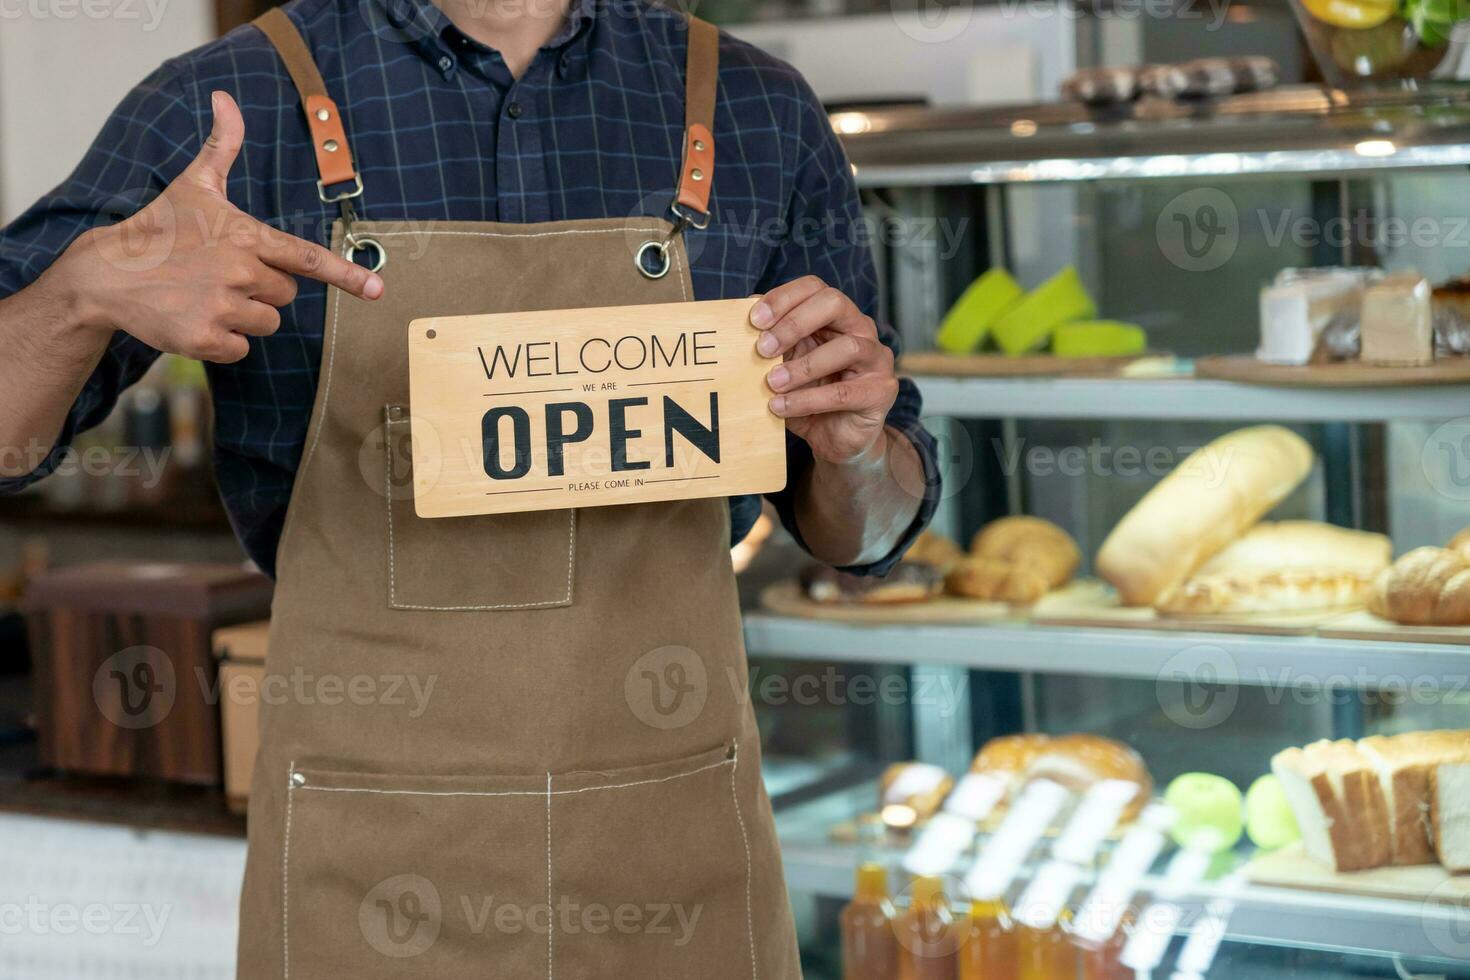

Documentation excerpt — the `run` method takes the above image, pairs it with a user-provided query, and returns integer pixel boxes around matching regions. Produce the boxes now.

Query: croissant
[1369,547,1470,626]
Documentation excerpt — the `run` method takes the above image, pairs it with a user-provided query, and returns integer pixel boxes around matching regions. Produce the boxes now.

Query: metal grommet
[291,771,306,787]
[691,168,704,182]
[635,240,671,280]
[693,139,706,152]
[315,107,331,122]
[345,235,387,274]
[323,139,340,153]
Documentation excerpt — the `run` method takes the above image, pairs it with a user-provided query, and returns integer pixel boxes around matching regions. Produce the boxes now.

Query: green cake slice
[934,268,1024,354]
[1053,320,1147,358]
[992,266,1097,356]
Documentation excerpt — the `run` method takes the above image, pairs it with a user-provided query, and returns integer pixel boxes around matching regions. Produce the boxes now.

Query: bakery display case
[752,84,1470,978]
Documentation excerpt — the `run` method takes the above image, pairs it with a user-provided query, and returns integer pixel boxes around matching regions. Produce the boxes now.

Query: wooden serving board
[1030,586,1354,636]
[760,580,1015,625]
[1196,354,1470,387]
[1247,842,1470,904]
[1316,610,1470,647]
[900,351,1156,379]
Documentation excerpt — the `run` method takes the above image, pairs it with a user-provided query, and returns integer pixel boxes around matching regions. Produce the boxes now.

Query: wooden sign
[406,298,787,518]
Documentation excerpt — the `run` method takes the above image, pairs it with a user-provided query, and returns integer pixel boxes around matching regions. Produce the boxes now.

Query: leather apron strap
[254,7,362,203]
[676,15,719,225]
[254,6,720,228]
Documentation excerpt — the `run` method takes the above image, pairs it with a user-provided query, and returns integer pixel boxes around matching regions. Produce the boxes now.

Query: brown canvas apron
[236,10,802,979]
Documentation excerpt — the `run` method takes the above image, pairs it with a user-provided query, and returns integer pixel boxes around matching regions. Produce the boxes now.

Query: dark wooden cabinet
[24,562,273,785]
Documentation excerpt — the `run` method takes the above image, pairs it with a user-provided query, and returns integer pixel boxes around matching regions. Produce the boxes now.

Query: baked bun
[1369,547,1470,626]
[1450,527,1470,562]
[879,762,954,828]
[969,516,1080,588]
[969,732,1152,822]
[971,733,1053,777]
[905,530,966,574]
[946,557,1052,604]
[1024,734,1153,821]
[801,562,944,606]
[1097,426,1314,606]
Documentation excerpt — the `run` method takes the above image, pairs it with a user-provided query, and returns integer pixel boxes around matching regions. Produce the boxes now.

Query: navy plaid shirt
[0,0,938,577]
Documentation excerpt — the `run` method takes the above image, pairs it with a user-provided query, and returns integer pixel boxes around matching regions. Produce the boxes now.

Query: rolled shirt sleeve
[754,78,942,578]
[0,62,201,492]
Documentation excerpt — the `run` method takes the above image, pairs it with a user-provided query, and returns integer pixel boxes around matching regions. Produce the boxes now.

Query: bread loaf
[1368,547,1470,626]
[905,530,965,574]
[1272,739,1391,872]
[1097,426,1314,606]
[946,558,1052,605]
[1432,761,1470,873]
[1153,522,1390,616]
[1450,527,1470,562]
[1360,731,1470,865]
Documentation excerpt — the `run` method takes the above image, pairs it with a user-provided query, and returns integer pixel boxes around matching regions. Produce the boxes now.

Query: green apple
[1164,773,1244,853]
[1245,774,1301,851]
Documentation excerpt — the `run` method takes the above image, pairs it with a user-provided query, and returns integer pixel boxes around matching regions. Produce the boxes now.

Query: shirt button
[438,55,453,71]
[507,102,523,119]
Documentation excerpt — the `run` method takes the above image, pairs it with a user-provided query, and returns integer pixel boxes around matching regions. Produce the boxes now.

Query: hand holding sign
[751,276,900,465]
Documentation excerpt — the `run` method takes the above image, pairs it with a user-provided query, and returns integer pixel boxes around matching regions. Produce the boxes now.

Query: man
[0,0,939,974]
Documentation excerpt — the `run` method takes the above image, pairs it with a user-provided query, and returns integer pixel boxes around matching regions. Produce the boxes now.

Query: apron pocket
[550,742,756,978]
[283,744,752,980]
[283,764,551,979]
[383,405,575,611]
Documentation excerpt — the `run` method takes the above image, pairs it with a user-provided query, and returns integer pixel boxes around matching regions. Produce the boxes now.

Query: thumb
[185,91,245,196]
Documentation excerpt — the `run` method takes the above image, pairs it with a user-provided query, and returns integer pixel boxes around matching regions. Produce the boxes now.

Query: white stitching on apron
[728,745,758,980]
[283,764,297,980]
[294,754,733,799]
[383,415,576,611]
[546,771,554,980]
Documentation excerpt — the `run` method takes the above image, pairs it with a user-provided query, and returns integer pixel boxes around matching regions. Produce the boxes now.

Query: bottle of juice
[897,875,960,980]
[1077,908,1134,980]
[1017,917,1078,980]
[958,897,1017,979]
[841,863,899,980]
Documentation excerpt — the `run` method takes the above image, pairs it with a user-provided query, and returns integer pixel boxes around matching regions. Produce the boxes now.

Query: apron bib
[236,11,801,978]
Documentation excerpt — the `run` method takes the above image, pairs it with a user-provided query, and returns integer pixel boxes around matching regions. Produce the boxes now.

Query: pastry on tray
[800,562,944,606]
[1153,521,1390,617]
[946,516,1080,604]
[1368,540,1470,626]
[971,732,1152,823]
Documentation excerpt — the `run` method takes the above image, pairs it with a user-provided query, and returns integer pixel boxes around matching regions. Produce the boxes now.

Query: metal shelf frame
[744,614,1470,691]
[911,374,1470,422]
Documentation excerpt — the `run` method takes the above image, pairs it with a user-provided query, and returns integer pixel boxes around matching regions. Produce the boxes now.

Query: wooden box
[212,621,270,813]
[23,562,273,785]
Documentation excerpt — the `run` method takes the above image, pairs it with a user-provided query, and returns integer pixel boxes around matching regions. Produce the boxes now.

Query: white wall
[0,0,214,223]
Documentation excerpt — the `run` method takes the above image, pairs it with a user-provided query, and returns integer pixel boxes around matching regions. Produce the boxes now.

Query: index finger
[257,228,384,300]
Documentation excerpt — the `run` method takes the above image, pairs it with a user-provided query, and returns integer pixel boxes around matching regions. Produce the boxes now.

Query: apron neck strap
[673,15,719,229]
[254,7,363,206]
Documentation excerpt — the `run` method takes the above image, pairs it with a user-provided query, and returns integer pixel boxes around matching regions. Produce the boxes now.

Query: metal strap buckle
[669,201,711,232]
[317,174,364,204]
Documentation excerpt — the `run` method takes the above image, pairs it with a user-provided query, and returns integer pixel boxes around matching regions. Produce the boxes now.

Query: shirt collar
[369,0,598,75]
